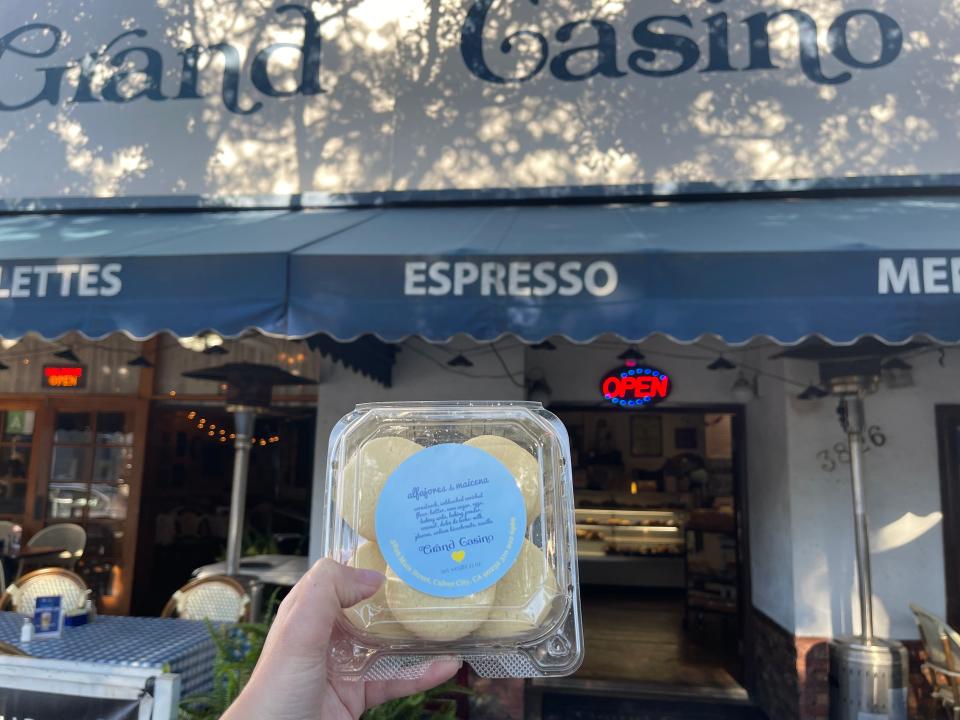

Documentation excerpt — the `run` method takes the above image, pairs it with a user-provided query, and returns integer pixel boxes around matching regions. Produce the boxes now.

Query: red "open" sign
[600,366,671,408]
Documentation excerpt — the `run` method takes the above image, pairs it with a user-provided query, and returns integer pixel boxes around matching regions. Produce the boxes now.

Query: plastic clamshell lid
[322,401,583,680]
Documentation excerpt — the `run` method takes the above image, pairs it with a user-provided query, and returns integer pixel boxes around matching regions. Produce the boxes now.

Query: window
[0,410,35,517]
[48,411,133,600]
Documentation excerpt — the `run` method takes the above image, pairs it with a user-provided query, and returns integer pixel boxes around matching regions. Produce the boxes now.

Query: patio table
[0,611,216,697]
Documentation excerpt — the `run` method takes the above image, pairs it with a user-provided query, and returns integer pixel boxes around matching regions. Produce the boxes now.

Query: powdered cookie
[339,436,422,539]
[343,542,411,639]
[385,566,495,641]
[464,435,541,522]
[475,540,559,638]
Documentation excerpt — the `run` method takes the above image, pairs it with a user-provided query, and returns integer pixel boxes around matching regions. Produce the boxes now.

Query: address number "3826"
[816,426,887,472]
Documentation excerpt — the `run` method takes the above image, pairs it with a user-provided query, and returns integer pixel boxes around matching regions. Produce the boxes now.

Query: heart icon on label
[451,550,466,563]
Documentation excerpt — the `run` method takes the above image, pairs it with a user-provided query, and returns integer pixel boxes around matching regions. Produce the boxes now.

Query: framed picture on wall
[630,415,662,457]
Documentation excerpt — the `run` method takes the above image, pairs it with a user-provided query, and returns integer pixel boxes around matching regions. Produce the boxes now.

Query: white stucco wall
[741,353,797,632]
[783,350,948,640]
[308,337,524,561]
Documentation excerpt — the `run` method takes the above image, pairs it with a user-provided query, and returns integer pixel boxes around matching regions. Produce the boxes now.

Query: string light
[168,390,177,397]
[187,411,196,420]
[207,430,215,437]
[209,424,216,430]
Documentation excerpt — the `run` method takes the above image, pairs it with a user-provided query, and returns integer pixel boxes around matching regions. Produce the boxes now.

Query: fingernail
[354,568,385,589]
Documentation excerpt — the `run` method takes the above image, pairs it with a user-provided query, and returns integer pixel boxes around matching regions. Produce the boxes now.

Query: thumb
[310,558,385,609]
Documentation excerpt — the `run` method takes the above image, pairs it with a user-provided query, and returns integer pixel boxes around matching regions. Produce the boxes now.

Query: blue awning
[288,198,960,345]
[0,198,957,345]
[0,209,373,339]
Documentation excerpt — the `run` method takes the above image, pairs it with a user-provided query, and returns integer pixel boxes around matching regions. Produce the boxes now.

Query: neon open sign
[43,365,86,388]
[600,365,671,407]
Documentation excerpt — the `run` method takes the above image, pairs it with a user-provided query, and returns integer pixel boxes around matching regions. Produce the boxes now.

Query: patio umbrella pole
[226,407,256,577]
[843,394,874,642]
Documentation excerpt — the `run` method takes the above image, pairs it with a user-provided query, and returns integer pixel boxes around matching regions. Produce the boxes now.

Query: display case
[575,508,687,588]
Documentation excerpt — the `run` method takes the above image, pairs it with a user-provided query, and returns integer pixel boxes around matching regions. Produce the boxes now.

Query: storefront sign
[404,259,617,297]
[600,365,671,407]
[0,1,956,208]
[42,365,86,388]
[0,264,122,299]
[878,257,960,295]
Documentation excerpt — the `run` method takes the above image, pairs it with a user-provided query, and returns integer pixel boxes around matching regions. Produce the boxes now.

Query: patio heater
[181,363,317,578]
[822,360,908,720]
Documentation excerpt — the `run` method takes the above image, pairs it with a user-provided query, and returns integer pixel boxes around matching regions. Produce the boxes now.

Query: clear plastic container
[322,401,583,680]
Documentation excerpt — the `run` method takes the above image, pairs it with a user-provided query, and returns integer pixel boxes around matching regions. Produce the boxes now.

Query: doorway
[551,405,750,697]
[131,404,315,616]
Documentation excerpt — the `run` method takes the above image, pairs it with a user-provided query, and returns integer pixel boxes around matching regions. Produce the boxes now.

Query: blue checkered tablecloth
[0,612,216,697]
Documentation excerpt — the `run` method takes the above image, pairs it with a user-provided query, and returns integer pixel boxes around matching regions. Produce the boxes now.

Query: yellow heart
[451,550,466,563]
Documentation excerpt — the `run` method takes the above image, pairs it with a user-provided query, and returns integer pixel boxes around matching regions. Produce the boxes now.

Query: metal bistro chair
[19,523,86,576]
[911,604,960,718]
[162,575,251,623]
[0,568,89,617]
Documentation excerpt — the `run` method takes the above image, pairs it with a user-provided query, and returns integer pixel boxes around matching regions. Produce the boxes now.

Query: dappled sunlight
[48,116,152,195]
[0,0,957,202]
[871,511,942,554]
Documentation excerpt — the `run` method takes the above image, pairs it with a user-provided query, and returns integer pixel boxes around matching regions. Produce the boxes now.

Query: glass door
[0,408,37,527]
[47,410,133,605]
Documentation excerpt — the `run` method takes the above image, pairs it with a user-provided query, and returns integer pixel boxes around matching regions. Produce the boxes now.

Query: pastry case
[575,508,687,588]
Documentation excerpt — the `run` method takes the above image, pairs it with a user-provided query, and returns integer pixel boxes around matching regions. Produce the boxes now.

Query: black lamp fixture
[203,345,229,356]
[707,355,736,371]
[530,340,557,351]
[447,353,474,367]
[881,357,912,371]
[127,355,154,368]
[618,346,646,365]
[53,348,81,364]
[797,383,830,400]
[881,356,914,389]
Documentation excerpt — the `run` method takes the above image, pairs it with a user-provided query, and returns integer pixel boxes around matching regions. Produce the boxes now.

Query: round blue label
[374,443,527,598]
